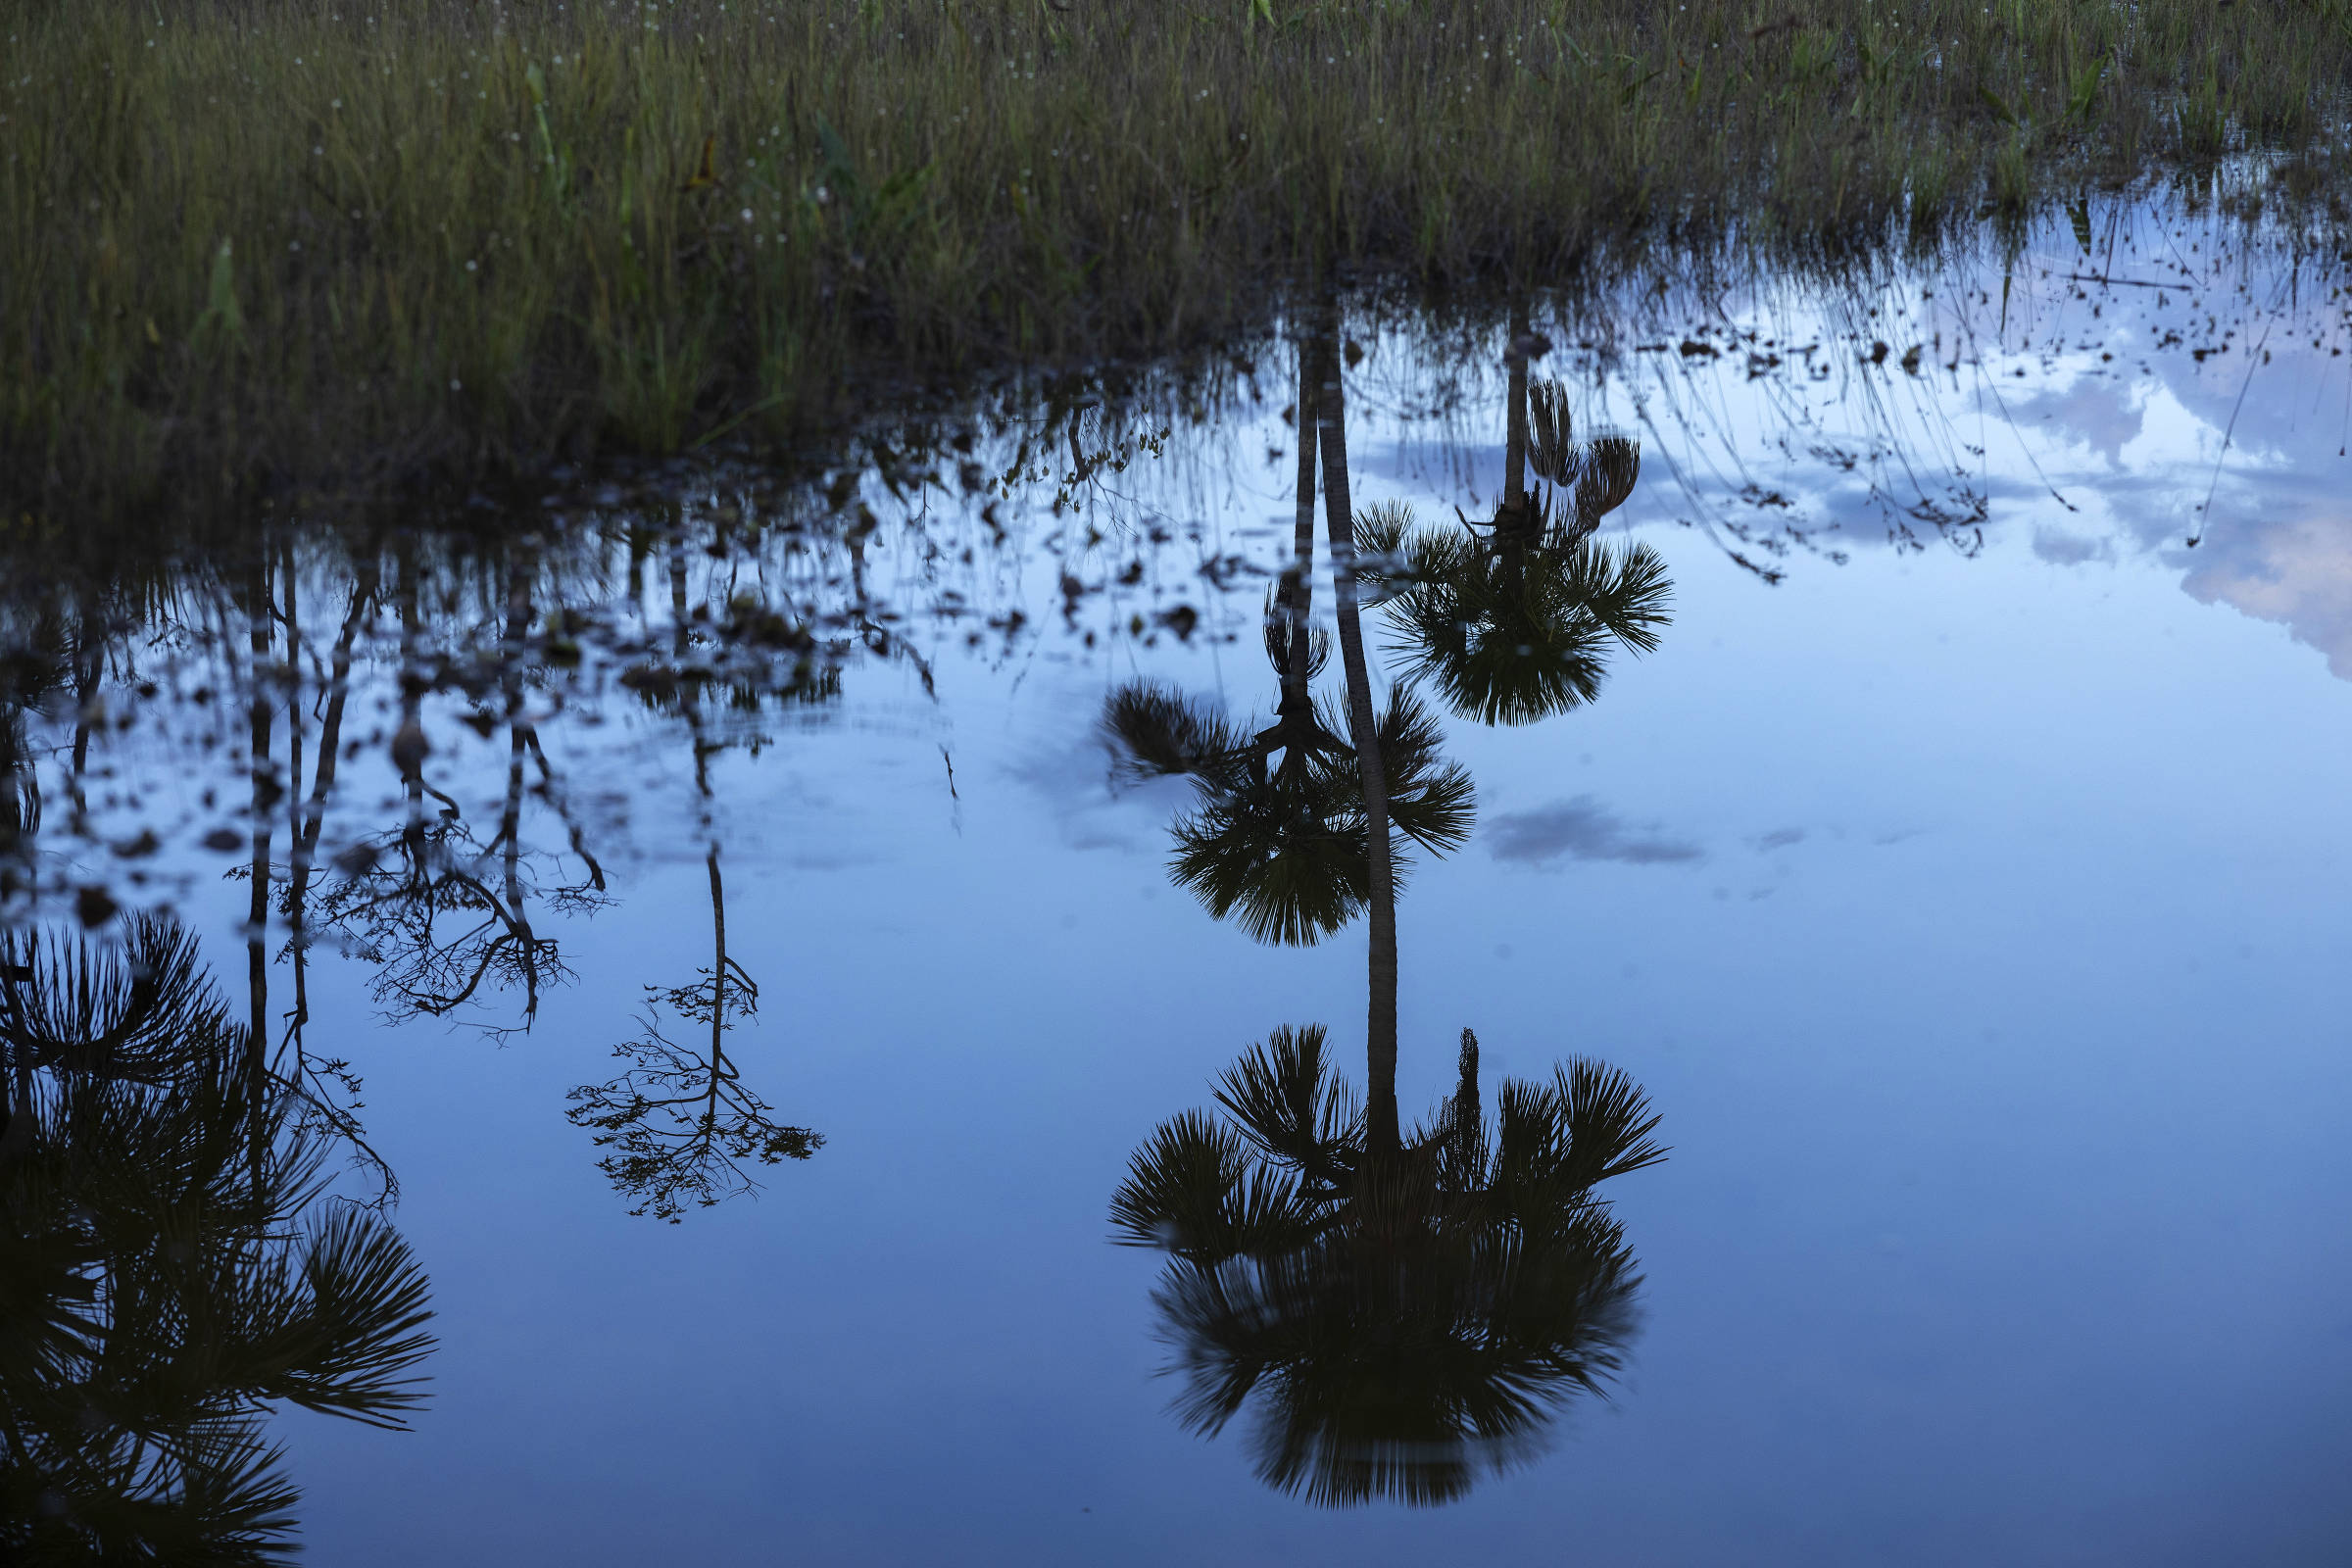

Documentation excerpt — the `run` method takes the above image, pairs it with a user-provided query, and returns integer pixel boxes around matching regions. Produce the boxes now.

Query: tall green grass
[5,0,2347,515]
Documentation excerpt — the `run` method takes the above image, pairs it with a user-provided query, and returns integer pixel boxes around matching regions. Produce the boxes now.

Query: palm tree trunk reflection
[1108,309,1667,1506]
[1098,326,1472,952]
[1313,320,1404,1159]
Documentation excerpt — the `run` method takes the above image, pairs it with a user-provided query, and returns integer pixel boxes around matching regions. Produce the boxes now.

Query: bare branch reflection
[566,519,827,1221]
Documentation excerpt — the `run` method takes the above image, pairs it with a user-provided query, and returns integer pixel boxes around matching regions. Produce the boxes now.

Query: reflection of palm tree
[2,922,434,1558]
[1112,1024,1664,1505]
[1102,675,1471,948]
[1365,303,1673,727]
[1102,328,1473,949]
[1110,315,1666,1504]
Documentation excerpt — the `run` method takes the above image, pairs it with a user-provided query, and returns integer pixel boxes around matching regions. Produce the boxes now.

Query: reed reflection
[1111,318,1668,1505]
[2,917,435,1558]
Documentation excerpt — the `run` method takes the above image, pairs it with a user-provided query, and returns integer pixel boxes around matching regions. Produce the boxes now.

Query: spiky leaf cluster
[1109,1026,1665,1505]
[3,928,436,1562]
[1371,510,1673,727]
[1101,681,1474,947]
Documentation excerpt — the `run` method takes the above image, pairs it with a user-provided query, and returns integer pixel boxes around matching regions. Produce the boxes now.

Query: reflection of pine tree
[311,810,601,1038]
[2,916,221,1091]
[2,922,434,1559]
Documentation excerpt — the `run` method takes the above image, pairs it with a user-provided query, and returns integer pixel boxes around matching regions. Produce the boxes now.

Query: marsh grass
[6,0,2350,515]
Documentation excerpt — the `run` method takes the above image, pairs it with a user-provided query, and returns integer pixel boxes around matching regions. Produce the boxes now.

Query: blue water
[12,205,2352,1563]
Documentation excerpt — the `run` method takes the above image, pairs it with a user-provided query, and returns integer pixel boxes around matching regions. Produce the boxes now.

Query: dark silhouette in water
[563,839,824,1222]
[2,918,434,1561]
[310,540,609,1047]
[1099,673,1473,949]
[1364,302,1672,726]
[1112,1025,1662,1506]
[1101,329,1474,951]
[1110,318,1666,1505]
[0,618,60,916]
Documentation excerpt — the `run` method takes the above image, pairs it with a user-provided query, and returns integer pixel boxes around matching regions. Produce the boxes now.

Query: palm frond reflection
[1102,673,1471,949]
[1363,312,1672,728]
[1114,1027,1660,1507]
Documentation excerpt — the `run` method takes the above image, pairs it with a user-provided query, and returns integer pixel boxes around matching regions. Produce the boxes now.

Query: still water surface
[7,206,2351,1562]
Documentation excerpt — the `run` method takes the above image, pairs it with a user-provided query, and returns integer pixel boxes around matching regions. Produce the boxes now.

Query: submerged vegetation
[8,0,2351,513]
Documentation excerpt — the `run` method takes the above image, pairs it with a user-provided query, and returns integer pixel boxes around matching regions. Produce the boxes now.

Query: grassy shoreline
[5,0,2347,516]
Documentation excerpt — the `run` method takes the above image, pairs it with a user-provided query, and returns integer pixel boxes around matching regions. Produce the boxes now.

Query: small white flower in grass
[740,208,753,221]
[466,259,478,270]
[314,145,323,155]
[450,379,462,390]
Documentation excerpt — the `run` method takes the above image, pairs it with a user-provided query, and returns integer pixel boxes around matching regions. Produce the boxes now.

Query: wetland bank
[9,0,2352,511]
[8,4,2352,1564]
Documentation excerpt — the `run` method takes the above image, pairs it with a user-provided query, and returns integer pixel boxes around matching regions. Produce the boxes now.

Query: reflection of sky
[73,203,2352,1563]
[1366,211,2352,683]
[270,512,2352,1565]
